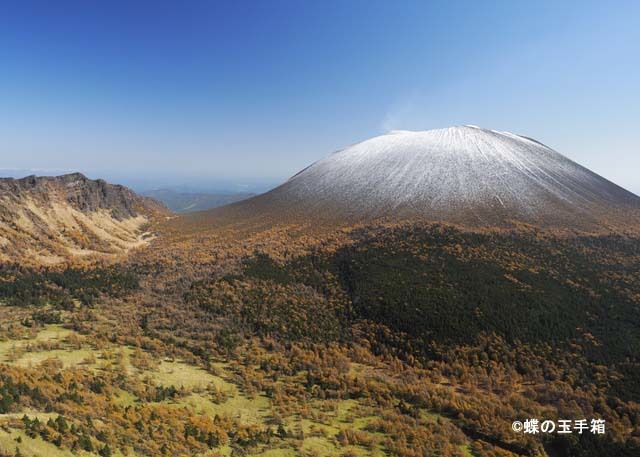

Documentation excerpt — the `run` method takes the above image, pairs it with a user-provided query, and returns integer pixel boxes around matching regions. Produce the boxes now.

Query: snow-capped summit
[196,126,640,230]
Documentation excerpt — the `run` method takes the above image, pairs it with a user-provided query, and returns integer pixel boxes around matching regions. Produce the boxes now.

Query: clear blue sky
[1,0,638,193]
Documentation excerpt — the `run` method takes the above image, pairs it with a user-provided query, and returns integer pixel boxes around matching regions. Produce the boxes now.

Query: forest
[1,221,640,456]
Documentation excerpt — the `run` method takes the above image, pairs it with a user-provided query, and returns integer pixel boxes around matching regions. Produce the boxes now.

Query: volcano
[187,126,640,231]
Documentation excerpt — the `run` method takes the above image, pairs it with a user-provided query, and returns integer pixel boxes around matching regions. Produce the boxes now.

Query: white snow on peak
[265,126,638,224]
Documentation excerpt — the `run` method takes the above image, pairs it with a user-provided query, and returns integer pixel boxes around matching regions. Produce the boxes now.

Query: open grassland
[0,311,397,457]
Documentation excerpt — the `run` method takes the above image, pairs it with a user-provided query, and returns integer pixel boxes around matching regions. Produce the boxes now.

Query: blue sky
[0,0,638,193]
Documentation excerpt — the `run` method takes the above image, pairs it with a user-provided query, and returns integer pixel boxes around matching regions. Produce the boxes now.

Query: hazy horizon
[0,167,278,194]
[1,1,639,194]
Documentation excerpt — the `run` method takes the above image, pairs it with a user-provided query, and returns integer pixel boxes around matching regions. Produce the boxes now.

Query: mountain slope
[183,126,640,232]
[0,173,167,265]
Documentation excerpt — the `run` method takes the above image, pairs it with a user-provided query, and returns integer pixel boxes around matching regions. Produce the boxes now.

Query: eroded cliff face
[0,173,168,265]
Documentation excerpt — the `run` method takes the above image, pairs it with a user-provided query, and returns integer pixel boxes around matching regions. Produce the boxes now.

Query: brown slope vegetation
[0,173,167,266]
[2,218,640,456]
[123,216,640,456]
